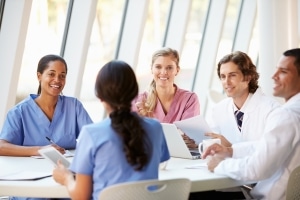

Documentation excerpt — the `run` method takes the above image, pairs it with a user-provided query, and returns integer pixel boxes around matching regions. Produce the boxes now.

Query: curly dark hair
[95,60,150,171]
[217,51,259,93]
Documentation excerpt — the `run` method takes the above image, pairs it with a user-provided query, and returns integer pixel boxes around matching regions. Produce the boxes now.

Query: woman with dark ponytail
[53,60,170,200]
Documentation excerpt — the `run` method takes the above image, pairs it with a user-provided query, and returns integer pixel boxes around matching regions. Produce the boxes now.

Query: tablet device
[38,147,71,167]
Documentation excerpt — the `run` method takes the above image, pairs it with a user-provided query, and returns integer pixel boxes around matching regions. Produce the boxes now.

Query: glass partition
[180,0,209,90]
[0,0,5,31]
[16,0,70,103]
[210,0,241,92]
[80,0,126,121]
[135,0,171,93]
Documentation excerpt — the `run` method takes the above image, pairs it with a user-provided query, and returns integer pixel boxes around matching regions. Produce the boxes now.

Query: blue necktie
[234,110,244,131]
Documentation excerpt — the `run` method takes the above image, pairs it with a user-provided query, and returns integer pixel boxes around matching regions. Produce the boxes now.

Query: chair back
[286,165,300,200]
[99,178,191,200]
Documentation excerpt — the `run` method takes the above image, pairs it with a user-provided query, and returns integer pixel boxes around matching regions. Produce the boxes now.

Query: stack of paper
[0,171,51,181]
[174,115,212,144]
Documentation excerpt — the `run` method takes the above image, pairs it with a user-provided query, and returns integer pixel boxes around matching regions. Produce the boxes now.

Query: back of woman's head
[95,60,138,109]
[217,51,259,93]
[37,54,67,94]
[95,60,150,171]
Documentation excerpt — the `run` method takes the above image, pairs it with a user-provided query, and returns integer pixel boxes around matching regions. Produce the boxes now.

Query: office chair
[98,178,191,200]
[286,165,300,200]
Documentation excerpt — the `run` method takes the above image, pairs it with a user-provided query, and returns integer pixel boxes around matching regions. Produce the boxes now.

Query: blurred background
[0,0,299,126]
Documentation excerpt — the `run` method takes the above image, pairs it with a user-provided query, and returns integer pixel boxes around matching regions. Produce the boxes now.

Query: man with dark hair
[202,48,300,199]
[190,51,280,199]
[206,51,280,147]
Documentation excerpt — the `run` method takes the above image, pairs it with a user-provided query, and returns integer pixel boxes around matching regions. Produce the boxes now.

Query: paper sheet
[185,163,207,169]
[0,171,51,180]
[174,115,212,144]
[31,150,74,159]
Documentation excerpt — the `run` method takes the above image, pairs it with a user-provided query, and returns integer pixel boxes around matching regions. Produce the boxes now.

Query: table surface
[0,156,251,198]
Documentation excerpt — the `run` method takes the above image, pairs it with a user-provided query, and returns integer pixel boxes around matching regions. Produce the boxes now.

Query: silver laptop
[161,123,201,160]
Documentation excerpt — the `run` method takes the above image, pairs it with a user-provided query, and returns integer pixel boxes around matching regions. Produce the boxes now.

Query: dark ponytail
[95,60,150,170]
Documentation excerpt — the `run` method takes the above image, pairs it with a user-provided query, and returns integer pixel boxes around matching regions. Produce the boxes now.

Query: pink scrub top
[132,85,200,123]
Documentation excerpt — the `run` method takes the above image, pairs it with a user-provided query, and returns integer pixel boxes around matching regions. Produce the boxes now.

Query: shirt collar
[232,92,253,113]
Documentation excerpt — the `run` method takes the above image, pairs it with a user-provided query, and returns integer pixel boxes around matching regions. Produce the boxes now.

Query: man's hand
[201,143,233,159]
[207,155,224,172]
[178,129,198,149]
[182,134,198,149]
[205,132,232,147]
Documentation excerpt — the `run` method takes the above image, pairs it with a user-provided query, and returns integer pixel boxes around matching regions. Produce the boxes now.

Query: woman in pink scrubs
[132,47,200,148]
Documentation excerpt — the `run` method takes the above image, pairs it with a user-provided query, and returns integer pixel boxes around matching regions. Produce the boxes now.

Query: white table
[0,156,251,198]
[160,158,252,192]
[0,156,68,198]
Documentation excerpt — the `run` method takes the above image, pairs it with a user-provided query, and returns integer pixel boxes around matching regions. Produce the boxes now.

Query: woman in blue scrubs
[0,54,93,157]
[52,60,170,200]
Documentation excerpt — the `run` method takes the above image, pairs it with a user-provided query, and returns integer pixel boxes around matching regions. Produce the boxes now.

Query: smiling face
[272,56,300,101]
[219,61,250,101]
[151,55,179,88]
[37,60,67,97]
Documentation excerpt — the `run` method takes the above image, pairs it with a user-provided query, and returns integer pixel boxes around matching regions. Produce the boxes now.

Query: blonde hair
[145,47,180,114]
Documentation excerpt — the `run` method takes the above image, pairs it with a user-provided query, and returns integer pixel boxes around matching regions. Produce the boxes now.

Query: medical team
[1,48,300,200]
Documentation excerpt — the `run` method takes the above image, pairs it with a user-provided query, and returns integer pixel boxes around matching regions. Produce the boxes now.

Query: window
[80,0,126,121]
[17,0,70,102]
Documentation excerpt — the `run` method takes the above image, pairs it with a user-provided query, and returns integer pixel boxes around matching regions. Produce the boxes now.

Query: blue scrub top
[0,94,93,149]
[71,115,170,200]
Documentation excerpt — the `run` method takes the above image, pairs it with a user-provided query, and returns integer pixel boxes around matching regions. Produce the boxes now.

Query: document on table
[185,162,207,169]
[0,171,51,181]
[31,150,74,159]
[174,115,212,144]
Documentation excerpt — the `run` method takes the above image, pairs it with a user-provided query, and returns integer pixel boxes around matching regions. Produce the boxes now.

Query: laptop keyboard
[190,151,200,156]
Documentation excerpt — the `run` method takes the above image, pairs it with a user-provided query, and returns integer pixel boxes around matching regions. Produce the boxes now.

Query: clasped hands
[201,132,233,171]
[180,130,233,172]
[201,142,233,172]
[178,130,231,172]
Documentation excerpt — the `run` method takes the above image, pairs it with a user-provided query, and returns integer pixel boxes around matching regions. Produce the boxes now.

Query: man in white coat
[206,51,280,147]
[202,48,300,200]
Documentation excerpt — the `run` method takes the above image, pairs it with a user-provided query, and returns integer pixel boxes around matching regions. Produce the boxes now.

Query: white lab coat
[208,88,280,144]
[214,93,300,200]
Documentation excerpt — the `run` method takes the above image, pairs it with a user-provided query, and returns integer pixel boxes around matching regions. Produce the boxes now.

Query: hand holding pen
[45,136,66,154]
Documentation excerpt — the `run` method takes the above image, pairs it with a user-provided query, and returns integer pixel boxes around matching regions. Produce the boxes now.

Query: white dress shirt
[214,93,300,200]
[208,87,280,144]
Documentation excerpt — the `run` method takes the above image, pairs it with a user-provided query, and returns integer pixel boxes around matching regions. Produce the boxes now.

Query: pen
[45,136,56,145]
[45,136,68,155]
[45,136,70,155]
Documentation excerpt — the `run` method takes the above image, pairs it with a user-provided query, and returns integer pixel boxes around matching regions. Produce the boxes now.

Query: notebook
[161,123,201,160]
